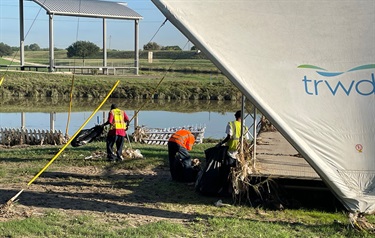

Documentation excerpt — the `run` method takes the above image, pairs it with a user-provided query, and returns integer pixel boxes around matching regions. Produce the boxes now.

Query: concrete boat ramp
[254,131,321,181]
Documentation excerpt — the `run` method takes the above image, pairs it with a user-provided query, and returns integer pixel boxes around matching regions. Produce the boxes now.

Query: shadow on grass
[0,143,347,223]
[1,187,362,238]
[0,161,222,221]
[0,188,213,222]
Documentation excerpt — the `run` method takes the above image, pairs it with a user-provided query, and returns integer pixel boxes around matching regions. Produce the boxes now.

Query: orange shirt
[168,129,195,150]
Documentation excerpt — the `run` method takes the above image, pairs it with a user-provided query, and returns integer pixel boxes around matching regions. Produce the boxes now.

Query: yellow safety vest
[110,108,126,131]
[227,121,247,152]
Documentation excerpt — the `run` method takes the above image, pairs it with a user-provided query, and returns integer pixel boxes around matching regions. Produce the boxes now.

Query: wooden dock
[254,131,321,181]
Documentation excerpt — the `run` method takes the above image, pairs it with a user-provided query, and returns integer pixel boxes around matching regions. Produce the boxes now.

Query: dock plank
[254,131,321,180]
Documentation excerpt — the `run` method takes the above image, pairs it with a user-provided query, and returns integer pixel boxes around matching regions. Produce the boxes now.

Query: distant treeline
[21,48,209,60]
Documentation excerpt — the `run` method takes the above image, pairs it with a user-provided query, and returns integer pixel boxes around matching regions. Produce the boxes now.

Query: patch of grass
[0,167,6,178]
[0,142,211,183]
[1,142,374,237]
[21,50,219,70]
[0,211,125,237]
[1,209,373,237]
[121,221,189,237]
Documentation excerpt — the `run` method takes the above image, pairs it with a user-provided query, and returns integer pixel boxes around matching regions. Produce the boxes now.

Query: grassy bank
[0,142,374,237]
[0,97,246,113]
[0,70,240,101]
[1,51,235,100]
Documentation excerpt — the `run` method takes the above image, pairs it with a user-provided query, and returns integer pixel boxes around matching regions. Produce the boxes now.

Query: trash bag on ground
[195,146,234,196]
[172,153,200,183]
[71,125,104,147]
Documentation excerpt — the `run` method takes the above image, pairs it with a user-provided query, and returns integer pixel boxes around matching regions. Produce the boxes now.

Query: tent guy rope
[0,80,120,212]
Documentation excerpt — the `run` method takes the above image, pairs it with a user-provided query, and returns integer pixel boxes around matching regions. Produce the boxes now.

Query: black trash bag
[172,153,200,183]
[195,146,233,196]
[71,125,104,147]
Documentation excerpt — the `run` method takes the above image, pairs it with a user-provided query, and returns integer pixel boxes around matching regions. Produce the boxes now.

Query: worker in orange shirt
[167,128,197,182]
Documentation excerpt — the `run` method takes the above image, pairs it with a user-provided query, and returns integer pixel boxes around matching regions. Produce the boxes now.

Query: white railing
[0,128,67,146]
[132,125,205,145]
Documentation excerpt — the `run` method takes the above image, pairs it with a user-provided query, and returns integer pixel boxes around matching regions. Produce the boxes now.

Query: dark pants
[106,135,125,161]
[167,141,196,182]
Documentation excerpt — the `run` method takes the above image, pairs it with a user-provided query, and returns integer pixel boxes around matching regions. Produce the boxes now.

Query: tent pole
[252,105,257,167]
[19,0,25,69]
[240,94,245,154]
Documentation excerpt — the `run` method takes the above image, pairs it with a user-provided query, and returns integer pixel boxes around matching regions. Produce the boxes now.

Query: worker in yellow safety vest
[102,104,129,162]
[167,129,197,182]
[217,110,249,162]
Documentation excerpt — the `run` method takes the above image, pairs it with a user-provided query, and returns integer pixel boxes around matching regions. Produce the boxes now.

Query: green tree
[0,42,13,57]
[66,41,100,64]
[143,42,161,50]
[28,43,41,51]
[11,46,19,52]
[190,45,202,55]
[161,45,182,51]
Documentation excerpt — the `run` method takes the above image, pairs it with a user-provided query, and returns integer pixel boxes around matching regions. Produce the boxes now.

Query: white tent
[152,0,375,214]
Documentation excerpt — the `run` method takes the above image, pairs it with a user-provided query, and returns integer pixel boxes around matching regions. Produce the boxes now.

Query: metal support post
[252,106,257,167]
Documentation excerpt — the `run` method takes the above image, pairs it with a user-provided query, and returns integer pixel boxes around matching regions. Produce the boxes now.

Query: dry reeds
[231,140,256,205]
[230,137,277,207]
[349,212,375,232]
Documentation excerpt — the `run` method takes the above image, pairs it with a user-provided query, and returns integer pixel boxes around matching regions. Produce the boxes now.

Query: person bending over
[167,129,197,182]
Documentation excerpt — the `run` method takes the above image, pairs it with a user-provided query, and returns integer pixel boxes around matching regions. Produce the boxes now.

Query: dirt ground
[0,165,198,226]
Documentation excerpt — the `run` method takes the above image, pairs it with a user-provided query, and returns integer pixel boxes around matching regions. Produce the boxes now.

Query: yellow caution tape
[27,80,120,186]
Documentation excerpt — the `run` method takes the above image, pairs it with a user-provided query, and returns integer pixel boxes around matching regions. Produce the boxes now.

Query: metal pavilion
[19,0,143,74]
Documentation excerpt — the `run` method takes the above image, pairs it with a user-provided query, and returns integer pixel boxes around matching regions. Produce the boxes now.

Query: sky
[0,0,191,50]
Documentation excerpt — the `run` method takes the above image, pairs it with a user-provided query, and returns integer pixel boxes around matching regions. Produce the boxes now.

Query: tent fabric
[152,0,375,213]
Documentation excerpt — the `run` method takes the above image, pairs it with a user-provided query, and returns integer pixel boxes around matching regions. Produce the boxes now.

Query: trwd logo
[298,64,375,96]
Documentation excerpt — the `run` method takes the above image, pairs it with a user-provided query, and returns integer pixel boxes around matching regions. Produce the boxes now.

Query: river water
[0,98,257,139]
